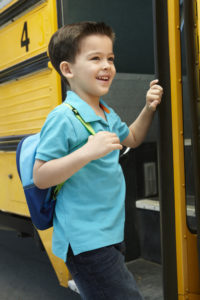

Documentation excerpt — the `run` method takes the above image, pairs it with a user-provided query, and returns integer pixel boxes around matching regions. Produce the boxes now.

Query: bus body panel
[0,0,70,288]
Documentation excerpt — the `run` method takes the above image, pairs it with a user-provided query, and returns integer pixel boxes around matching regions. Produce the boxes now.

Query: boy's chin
[97,87,111,96]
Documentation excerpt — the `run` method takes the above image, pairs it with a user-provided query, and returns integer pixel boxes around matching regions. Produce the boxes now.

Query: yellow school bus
[0,0,200,299]
[0,0,70,287]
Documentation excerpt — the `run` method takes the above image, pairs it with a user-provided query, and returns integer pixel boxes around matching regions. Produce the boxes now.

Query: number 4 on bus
[21,21,30,52]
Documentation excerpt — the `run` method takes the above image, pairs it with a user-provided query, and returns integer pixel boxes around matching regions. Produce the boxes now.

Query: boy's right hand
[84,131,123,160]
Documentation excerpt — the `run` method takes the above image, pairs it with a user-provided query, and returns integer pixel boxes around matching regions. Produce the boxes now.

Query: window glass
[0,0,13,9]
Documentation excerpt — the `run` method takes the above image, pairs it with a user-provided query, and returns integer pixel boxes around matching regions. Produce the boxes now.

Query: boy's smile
[63,34,116,105]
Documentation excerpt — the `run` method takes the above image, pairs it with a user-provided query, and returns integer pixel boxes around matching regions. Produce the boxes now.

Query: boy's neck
[71,90,106,120]
[73,90,100,107]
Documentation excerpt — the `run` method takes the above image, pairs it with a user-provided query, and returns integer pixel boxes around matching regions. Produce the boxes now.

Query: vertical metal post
[152,0,178,299]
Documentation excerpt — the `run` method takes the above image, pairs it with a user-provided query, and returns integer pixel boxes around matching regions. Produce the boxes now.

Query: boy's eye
[108,57,114,62]
[91,56,100,60]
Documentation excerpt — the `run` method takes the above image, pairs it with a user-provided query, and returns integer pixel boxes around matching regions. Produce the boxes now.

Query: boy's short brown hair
[48,21,115,85]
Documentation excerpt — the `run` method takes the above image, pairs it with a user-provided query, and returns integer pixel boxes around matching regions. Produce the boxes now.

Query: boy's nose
[102,61,110,70]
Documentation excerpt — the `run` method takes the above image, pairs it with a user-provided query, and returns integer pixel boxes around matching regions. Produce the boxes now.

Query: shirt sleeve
[111,109,130,142]
[117,120,130,142]
[35,108,75,162]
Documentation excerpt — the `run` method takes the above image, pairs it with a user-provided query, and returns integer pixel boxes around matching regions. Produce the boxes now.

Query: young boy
[33,22,163,299]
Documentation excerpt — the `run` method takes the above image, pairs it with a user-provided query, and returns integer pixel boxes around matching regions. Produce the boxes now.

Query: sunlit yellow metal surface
[0,1,51,71]
[168,0,200,298]
[178,295,200,300]
[0,0,62,215]
[0,152,29,215]
[0,68,61,136]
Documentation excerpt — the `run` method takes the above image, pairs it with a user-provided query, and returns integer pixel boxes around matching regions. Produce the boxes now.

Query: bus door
[154,0,200,299]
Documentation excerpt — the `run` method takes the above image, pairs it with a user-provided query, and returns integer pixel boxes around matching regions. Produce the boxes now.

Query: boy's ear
[59,61,74,79]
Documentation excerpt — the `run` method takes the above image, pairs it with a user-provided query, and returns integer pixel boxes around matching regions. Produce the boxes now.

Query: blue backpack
[16,103,95,230]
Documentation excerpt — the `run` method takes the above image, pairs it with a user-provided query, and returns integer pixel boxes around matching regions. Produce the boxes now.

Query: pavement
[0,229,80,300]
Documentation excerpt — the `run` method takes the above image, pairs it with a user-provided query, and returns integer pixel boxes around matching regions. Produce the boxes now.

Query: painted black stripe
[0,52,49,84]
[0,134,30,151]
[0,0,42,26]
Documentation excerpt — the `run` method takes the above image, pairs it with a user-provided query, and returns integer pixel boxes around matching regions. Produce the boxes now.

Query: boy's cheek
[112,69,116,80]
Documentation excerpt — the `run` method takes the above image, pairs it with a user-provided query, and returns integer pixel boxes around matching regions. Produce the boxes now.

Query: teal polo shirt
[36,91,130,261]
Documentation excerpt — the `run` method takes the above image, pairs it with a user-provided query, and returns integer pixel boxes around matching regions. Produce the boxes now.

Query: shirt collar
[64,91,110,123]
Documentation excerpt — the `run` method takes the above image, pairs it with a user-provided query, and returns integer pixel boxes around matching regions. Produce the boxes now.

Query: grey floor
[0,230,80,300]
[0,229,163,300]
[127,259,163,300]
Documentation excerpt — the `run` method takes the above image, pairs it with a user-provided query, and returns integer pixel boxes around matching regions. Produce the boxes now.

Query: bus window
[0,0,14,10]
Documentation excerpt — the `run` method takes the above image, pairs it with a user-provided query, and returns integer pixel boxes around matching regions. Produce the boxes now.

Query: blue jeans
[66,243,143,300]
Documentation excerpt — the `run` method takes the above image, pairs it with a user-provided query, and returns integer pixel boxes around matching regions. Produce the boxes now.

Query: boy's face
[64,34,116,103]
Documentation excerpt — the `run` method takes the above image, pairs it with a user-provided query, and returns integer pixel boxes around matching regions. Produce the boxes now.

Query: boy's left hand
[146,79,163,112]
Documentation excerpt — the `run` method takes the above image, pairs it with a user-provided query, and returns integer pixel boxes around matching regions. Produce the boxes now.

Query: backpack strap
[53,182,64,200]
[64,103,95,136]
[53,103,96,198]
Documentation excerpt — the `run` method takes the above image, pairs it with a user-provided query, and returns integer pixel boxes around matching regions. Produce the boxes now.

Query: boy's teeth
[97,76,109,80]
